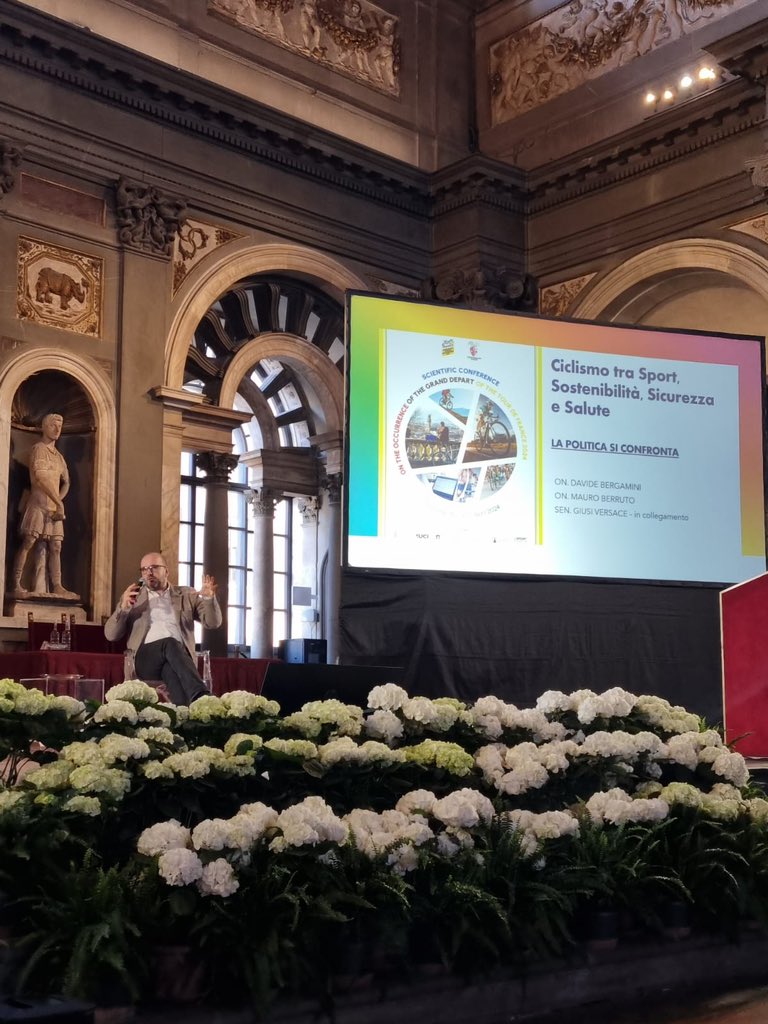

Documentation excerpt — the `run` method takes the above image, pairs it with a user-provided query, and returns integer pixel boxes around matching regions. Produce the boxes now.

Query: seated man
[104,552,221,705]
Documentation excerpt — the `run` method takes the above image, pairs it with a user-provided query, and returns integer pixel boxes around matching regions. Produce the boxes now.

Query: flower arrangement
[1,677,767,1010]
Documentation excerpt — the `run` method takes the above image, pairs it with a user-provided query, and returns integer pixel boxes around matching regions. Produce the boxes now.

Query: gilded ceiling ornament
[489,0,742,125]
[208,0,400,96]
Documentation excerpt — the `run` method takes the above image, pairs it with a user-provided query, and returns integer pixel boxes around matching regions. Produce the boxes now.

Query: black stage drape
[339,573,723,724]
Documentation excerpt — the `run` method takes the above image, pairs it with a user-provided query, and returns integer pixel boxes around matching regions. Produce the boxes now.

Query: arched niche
[571,239,768,352]
[0,350,116,622]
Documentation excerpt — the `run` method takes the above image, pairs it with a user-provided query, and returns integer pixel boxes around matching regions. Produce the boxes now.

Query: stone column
[320,473,342,664]
[246,487,280,659]
[197,451,240,656]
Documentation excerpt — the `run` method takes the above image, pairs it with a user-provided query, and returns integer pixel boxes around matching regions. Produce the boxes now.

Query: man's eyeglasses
[140,564,167,575]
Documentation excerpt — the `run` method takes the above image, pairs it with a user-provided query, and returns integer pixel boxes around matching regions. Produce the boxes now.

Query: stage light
[680,74,693,89]
[662,88,674,101]
[644,91,657,104]
[698,66,717,81]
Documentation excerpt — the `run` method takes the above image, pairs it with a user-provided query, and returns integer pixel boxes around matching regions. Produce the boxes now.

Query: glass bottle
[201,649,212,692]
[123,650,136,681]
[49,623,60,646]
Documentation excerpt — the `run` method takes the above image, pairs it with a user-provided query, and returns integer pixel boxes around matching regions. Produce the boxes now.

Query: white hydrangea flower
[105,681,159,705]
[60,741,106,766]
[137,706,172,726]
[49,695,86,719]
[223,733,264,756]
[99,735,151,763]
[227,803,279,850]
[432,789,494,829]
[0,790,25,812]
[270,796,348,852]
[24,761,73,791]
[197,858,239,897]
[364,709,405,744]
[746,798,768,824]
[68,764,132,800]
[367,683,409,711]
[660,782,703,808]
[158,848,204,886]
[698,747,749,788]
[220,691,277,719]
[188,695,227,721]
[93,700,139,725]
[263,738,319,760]
[140,761,174,780]
[135,726,176,746]
[12,688,52,716]
[191,817,232,851]
[387,843,419,874]
[395,790,438,816]
[402,696,441,727]
[534,690,572,714]
[137,819,192,856]
[63,795,102,816]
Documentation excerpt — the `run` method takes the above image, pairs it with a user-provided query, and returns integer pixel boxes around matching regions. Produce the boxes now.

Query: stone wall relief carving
[173,220,244,295]
[208,0,400,97]
[17,237,103,336]
[115,177,188,258]
[539,274,597,318]
[0,140,22,203]
[489,0,743,125]
[728,214,768,245]
[422,265,538,313]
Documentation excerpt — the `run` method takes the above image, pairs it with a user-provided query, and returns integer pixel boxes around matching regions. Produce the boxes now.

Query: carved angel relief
[489,0,744,125]
[208,0,400,97]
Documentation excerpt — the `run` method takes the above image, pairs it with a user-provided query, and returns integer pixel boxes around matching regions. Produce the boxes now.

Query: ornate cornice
[0,2,430,217]
[528,83,763,211]
[430,158,526,217]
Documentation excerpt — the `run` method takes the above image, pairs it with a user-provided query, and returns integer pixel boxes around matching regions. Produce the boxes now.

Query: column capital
[747,156,768,192]
[320,472,342,506]
[245,487,281,517]
[197,451,240,483]
[297,496,320,524]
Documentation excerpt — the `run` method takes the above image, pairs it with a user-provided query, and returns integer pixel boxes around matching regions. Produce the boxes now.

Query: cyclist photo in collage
[403,388,472,470]
[463,394,517,463]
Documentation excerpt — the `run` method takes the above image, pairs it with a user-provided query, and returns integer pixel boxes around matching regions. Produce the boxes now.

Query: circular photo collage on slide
[402,388,518,506]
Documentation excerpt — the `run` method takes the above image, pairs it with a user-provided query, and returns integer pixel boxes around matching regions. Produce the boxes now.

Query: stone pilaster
[197,451,240,656]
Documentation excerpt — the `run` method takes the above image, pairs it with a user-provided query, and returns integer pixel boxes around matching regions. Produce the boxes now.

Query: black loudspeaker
[279,638,327,664]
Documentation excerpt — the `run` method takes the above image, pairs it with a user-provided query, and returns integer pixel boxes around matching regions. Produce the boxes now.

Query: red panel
[721,573,768,757]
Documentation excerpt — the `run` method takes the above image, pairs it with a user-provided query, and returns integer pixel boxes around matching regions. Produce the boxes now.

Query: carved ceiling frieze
[209,0,400,97]
[173,220,244,295]
[539,274,596,317]
[489,0,747,125]
[17,237,103,336]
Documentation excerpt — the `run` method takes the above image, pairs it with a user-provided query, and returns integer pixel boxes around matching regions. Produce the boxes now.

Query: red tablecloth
[0,651,273,697]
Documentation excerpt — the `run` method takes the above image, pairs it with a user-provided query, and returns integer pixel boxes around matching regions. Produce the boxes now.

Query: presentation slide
[345,294,766,585]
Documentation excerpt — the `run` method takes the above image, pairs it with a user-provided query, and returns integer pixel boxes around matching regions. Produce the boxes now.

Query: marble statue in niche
[10,413,80,600]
